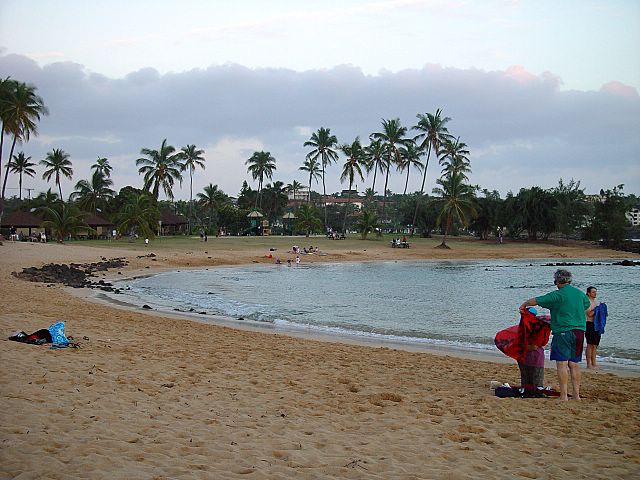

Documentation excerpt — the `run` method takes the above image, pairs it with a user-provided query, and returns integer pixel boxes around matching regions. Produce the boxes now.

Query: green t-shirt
[536,284,590,334]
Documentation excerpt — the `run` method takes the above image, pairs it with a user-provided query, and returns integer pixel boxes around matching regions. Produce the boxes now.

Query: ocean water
[120,260,640,366]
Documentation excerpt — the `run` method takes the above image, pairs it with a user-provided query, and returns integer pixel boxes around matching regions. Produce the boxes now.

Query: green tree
[70,170,115,213]
[304,127,339,228]
[40,203,91,242]
[245,151,276,209]
[364,138,386,200]
[286,180,304,210]
[339,137,365,233]
[371,118,410,225]
[411,109,452,235]
[397,141,423,195]
[355,209,379,240]
[431,172,477,248]
[197,183,227,235]
[469,189,501,240]
[299,157,321,205]
[294,204,323,237]
[136,139,183,200]
[40,148,73,201]
[439,137,471,180]
[117,192,160,239]
[8,151,36,200]
[91,157,112,177]
[1,80,49,207]
[585,185,630,247]
[262,181,288,222]
[180,144,206,223]
[552,178,588,239]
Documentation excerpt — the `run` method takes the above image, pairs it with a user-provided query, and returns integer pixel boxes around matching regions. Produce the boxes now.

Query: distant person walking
[520,269,589,401]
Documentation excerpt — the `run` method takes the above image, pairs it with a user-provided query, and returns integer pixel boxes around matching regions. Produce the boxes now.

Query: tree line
[1,77,636,246]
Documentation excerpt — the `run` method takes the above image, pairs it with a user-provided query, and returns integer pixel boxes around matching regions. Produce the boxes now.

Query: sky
[1,0,639,202]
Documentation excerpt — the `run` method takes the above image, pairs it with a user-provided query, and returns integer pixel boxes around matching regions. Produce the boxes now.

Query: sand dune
[1,239,639,479]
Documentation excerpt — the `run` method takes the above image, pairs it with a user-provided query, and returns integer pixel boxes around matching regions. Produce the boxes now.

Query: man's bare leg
[568,361,581,400]
[586,345,597,369]
[556,361,569,401]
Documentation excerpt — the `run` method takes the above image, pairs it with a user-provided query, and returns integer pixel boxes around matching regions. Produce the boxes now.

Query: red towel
[495,310,551,362]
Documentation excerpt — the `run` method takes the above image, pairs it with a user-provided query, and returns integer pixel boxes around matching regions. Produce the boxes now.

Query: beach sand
[1,237,639,479]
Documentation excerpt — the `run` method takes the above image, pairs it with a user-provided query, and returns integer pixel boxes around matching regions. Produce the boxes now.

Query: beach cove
[2,237,640,479]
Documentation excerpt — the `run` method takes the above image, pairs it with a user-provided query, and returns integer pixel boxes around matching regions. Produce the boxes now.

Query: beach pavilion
[1,210,44,239]
[159,211,189,235]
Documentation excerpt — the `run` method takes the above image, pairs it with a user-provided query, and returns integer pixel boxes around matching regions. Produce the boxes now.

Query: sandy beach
[1,237,639,479]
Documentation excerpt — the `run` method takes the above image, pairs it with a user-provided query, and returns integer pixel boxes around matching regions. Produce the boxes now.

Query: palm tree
[439,137,471,180]
[355,210,379,240]
[117,192,160,240]
[40,203,91,243]
[294,204,322,237]
[364,138,386,199]
[40,148,73,201]
[339,137,365,233]
[70,170,115,213]
[136,139,183,200]
[179,144,206,223]
[370,118,410,225]
[262,181,288,221]
[245,151,276,209]
[197,183,226,234]
[299,157,321,205]
[304,127,339,228]
[286,180,304,210]
[411,109,452,235]
[8,152,36,200]
[91,157,113,177]
[397,141,423,195]
[1,80,48,210]
[431,172,476,249]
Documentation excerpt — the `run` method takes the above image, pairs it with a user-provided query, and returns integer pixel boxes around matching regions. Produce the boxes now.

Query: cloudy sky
[1,0,639,201]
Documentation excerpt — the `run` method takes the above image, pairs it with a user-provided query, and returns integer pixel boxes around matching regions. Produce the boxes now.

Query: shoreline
[78,266,640,379]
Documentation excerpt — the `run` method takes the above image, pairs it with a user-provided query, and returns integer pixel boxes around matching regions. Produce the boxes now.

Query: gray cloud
[1,52,638,201]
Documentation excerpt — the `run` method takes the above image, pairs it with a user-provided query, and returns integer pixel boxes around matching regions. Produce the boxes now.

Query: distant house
[324,196,364,209]
[160,211,189,235]
[1,210,44,238]
[627,205,640,227]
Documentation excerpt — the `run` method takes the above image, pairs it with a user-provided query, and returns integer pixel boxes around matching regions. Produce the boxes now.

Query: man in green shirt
[520,269,590,401]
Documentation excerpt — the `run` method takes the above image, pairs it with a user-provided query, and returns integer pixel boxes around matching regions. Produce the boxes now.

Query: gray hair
[554,269,572,285]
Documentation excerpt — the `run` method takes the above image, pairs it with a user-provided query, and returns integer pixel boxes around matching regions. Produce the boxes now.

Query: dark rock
[142,304,152,310]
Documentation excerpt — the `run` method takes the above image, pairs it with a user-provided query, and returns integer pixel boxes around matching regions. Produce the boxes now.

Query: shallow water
[122,259,640,365]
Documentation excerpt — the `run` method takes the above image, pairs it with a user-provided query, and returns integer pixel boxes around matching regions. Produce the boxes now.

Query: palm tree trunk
[189,170,194,233]
[1,135,18,200]
[403,166,410,195]
[19,172,22,200]
[342,180,352,233]
[371,163,378,196]
[308,176,312,205]
[411,144,432,236]
[322,167,327,229]
[57,175,63,202]
[380,165,390,234]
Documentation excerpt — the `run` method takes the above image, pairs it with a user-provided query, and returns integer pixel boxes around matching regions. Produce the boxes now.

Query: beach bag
[48,321,69,345]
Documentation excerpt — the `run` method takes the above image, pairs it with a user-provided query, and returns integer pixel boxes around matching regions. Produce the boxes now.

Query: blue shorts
[550,330,584,363]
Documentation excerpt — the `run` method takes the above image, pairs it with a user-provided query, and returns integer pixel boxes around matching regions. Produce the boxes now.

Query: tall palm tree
[299,157,321,205]
[339,137,365,233]
[397,141,423,195]
[364,138,386,199]
[370,118,410,226]
[8,151,36,200]
[197,183,226,233]
[411,109,452,235]
[179,144,206,223]
[304,127,339,228]
[439,137,471,180]
[1,80,48,208]
[245,151,276,209]
[286,180,304,210]
[91,157,113,177]
[70,170,115,213]
[136,139,183,200]
[431,172,476,249]
[40,148,73,201]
